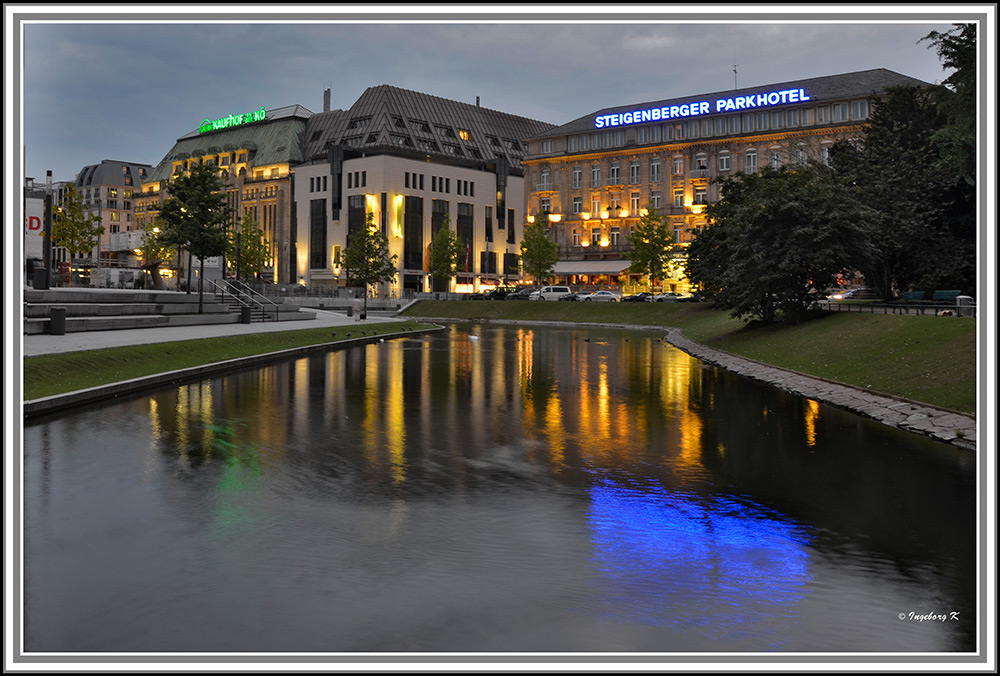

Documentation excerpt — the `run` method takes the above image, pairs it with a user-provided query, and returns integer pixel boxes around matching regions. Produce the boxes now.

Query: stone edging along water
[22,326,447,420]
[423,317,978,452]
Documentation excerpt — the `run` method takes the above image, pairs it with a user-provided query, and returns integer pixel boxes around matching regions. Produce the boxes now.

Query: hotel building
[520,68,928,292]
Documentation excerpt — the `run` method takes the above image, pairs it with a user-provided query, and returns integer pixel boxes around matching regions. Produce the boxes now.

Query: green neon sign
[199,107,267,134]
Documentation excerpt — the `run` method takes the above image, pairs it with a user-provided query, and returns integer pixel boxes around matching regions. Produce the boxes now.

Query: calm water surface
[23,324,977,653]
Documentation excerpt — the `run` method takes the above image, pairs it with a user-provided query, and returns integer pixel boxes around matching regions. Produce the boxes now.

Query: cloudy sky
[11,6,976,183]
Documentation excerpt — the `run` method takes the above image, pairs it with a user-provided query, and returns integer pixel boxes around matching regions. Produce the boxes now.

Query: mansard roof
[75,159,152,188]
[302,85,556,168]
[528,68,930,140]
[146,105,314,182]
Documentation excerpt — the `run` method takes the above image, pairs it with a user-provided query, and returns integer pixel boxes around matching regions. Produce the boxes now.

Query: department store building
[137,87,553,291]
[520,68,928,292]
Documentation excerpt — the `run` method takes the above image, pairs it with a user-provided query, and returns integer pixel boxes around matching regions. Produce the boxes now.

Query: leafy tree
[228,214,271,281]
[625,207,675,290]
[518,216,558,285]
[427,215,465,290]
[51,183,104,287]
[341,211,398,312]
[158,163,232,310]
[829,84,974,297]
[685,166,872,323]
[921,23,976,188]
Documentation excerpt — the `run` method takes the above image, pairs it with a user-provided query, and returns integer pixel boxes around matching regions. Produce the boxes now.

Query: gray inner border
[7,6,994,672]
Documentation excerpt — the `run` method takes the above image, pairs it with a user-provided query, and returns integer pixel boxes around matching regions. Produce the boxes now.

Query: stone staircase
[23,288,316,335]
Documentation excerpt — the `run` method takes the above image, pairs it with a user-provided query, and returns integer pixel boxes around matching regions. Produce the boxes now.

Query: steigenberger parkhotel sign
[594,88,810,128]
[199,107,267,134]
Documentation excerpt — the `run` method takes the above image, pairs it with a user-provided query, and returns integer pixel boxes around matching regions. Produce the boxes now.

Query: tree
[158,163,232,311]
[625,207,675,290]
[829,84,974,297]
[921,23,976,188]
[427,215,466,291]
[51,183,104,287]
[228,214,271,282]
[519,217,558,285]
[341,211,398,313]
[138,219,175,289]
[685,166,873,323]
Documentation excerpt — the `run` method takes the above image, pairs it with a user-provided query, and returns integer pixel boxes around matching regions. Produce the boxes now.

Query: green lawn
[403,301,978,414]
[23,321,435,401]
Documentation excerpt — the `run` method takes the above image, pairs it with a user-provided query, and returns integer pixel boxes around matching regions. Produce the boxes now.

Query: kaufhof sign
[24,196,44,259]
[199,107,267,134]
[594,88,810,128]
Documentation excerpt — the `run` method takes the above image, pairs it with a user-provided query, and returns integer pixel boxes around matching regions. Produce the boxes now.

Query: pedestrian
[352,297,363,322]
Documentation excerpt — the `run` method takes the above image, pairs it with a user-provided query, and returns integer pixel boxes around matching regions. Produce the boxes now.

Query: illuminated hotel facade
[520,68,928,292]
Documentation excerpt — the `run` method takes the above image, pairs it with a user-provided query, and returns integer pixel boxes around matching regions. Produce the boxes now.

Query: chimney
[476,96,480,107]
[324,88,331,113]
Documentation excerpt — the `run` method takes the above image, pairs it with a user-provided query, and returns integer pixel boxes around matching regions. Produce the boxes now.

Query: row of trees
[49,163,273,295]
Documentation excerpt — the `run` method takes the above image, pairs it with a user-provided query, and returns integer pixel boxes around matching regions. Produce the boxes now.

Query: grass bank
[402,301,977,414]
[23,321,435,401]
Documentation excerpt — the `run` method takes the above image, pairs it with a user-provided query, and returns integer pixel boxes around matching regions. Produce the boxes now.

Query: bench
[900,291,926,302]
[932,290,962,304]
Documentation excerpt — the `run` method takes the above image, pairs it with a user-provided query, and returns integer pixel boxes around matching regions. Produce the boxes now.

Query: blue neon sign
[594,88,810,129]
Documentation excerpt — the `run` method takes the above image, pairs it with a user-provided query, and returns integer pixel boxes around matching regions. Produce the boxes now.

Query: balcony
[534,182,558,195]
[108,231,144,252]
[604,178,624,189]
[557,243,630,259]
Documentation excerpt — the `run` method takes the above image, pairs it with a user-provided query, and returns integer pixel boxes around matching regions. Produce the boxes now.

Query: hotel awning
[552,260,633,275]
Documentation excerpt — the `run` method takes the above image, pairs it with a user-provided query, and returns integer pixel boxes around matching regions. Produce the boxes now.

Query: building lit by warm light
[520,68,929,292]
[293,86,554,293]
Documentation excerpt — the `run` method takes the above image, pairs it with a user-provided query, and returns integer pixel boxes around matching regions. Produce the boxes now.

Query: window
[694,154,708,172]
[745,149,758,174]
[650,191,661,209]
[770,150,782,169]
[609,194,621,211]
[630,160,640,184]
[609,162,621,184]
[540,167,550,189]
[572,230,581,246]
[610,226,621,246]
[630,191,640,212]
[540,197,550,213]
[591,164,601,188]
[485,205,493,242]
[715,118,726,135]
[673,157,684,175]
[458,129,472,141]
[650,158,661,183]
[816,106,830,124]
[794,145,808,166]
[572,196,583,214]
[591,195,601,214]
[651,125,661,142]
[569,136,580,152]
[787,109,800,127]
[718,153,731,172]
[771,111,783,130]
[238,153,248,163]
[673,189,684,208]
[572,166,583,189]
[694,187,707,205]
[591,227,602,245]
[820,145,832,166]
[832,103,848,122]
[541,140,554,153]
[851,100,869,120]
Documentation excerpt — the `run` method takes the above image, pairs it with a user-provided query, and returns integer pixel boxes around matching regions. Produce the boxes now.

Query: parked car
[483,286,518,300]
[578,290,621,302]
[558,291,580,301]
[830,287,878,300]
[676,293,705,303]
[507,287,536,301]
[622,292,654,303]
[652,292,682,303]
[534,285,574,301]
[528,289,541,301]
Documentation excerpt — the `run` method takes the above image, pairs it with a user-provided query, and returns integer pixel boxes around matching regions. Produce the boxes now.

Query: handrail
[210,278,281,321]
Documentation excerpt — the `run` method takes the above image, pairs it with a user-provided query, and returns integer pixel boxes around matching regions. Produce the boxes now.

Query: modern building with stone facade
[520,68,928,292]
[294,86,553,293]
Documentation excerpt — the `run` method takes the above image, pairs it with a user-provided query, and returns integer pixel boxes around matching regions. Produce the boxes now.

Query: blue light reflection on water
[586,476,812,648]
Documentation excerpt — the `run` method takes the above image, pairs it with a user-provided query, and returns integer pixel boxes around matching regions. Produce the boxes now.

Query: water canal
[23,323,977,653]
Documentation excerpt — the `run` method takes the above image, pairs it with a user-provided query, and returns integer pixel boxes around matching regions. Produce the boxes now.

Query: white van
[536,285,573,301]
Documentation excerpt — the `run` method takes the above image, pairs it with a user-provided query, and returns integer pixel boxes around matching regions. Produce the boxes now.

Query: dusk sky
[12,6,972,183]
